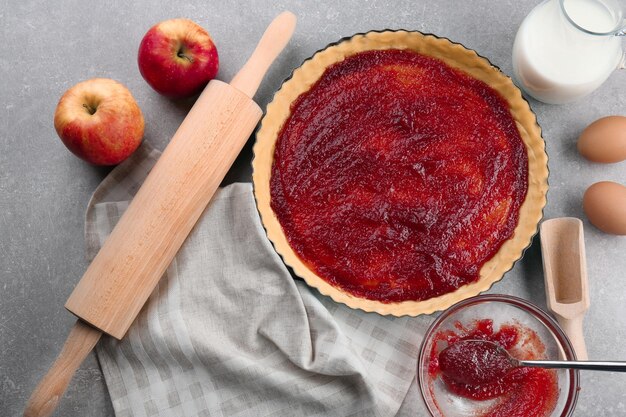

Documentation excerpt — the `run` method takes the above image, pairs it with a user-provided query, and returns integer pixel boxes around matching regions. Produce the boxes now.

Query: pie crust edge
[252,30,549,316]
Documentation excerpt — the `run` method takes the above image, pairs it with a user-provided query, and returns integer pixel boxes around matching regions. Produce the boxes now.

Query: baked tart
[253,31,548,316]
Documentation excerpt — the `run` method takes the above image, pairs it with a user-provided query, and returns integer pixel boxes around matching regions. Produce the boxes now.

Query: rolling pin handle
[24,320,102,417]
[230,11,297,98]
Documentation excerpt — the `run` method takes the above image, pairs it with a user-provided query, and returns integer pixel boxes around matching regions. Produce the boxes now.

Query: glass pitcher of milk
[513,0,625,104]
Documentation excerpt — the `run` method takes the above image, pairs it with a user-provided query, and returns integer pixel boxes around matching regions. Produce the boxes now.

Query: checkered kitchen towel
[85,143,431,417]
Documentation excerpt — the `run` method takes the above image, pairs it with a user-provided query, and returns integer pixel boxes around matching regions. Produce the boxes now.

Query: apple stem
[177,48,194,63]
[82,103,97,115]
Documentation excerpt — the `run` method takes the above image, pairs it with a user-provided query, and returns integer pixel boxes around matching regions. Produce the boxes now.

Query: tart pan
[252,30,548,316]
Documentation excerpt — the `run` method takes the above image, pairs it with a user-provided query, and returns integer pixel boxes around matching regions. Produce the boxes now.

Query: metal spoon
[439,340,626,385]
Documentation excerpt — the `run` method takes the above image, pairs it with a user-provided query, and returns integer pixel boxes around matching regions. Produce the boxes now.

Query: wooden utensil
[540,217,590,360]
[24,11,297,417]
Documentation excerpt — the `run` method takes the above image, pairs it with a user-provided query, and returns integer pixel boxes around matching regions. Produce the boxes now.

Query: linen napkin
[86,143,431,417]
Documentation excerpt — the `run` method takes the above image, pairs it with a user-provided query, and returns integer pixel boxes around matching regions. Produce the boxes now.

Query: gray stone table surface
[2,0,625,416]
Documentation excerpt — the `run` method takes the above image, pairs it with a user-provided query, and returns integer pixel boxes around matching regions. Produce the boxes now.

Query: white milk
[513,0,623,104]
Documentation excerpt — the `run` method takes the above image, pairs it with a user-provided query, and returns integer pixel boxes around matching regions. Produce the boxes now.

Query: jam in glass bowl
[418,294,579,417]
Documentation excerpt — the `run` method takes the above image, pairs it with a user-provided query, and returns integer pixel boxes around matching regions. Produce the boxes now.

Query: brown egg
[583,181,626,235]
[577,116,626,163]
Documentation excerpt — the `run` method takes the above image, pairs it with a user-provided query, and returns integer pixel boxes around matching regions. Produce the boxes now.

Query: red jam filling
[270,49,528,302]
[438,340,515,386]
[428,319,558,417]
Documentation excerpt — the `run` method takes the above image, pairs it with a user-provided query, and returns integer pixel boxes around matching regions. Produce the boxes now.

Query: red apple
[54,78,144,165]
[137,18,219,99]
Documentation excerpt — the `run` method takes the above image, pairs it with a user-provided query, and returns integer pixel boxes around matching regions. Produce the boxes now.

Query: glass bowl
[417,294,580,417]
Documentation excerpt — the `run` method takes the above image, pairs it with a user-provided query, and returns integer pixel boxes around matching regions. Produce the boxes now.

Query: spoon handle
[520,359,626,372]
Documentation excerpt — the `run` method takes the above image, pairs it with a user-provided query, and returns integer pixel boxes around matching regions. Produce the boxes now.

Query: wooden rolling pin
[24,11,297,417]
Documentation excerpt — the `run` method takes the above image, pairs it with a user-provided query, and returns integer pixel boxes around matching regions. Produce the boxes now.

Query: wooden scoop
[24,11,297,417]
[540,217,590,360]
